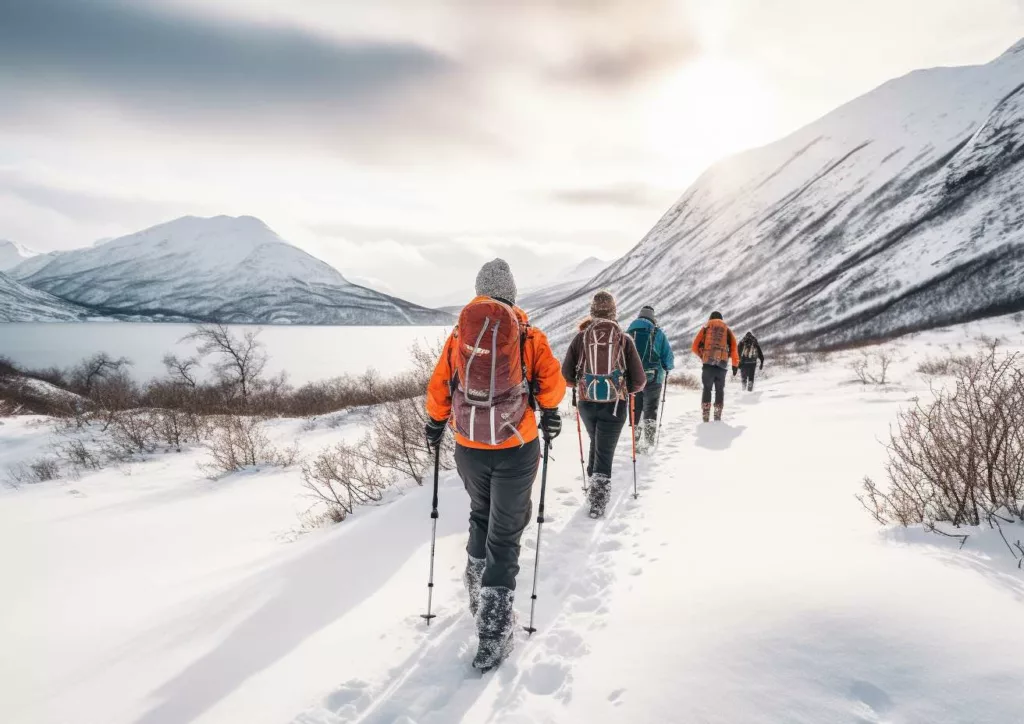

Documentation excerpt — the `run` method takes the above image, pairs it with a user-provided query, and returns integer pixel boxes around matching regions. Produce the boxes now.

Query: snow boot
[701,403,711,423]
[473,586,516,671]
[714,404,723,421]
[463,555,485,616]
[587,474,611,518]
[642,419,657,451]
[747,380,755,392]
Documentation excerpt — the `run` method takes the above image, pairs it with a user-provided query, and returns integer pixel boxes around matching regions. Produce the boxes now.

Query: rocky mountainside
[0,271,90,322]
[11,216,452,325]
[534,39,1024,350]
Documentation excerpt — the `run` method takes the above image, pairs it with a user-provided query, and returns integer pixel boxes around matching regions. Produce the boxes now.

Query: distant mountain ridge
[10,215,452,325]
[533,38,1024,350]
[0,240,38,271]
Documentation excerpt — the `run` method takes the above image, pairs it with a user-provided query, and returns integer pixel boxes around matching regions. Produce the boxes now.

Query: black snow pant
[455,438,540,591]
[633,381,663,425]
[579,400,629,479]
[740,363,757,390]
[701,365,727,406]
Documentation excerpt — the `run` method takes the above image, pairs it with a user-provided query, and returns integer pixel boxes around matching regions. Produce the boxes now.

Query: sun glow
[646,54,781,185]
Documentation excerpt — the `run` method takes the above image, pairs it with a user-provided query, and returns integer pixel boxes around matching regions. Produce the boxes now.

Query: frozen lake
[0,323,452,385]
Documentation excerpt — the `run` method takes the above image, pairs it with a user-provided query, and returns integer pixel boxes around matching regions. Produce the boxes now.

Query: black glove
[760,361,764,371]
[540,408,562,440]
[732,366,738,377]
[425,417,448,450]
[571,388,578,408]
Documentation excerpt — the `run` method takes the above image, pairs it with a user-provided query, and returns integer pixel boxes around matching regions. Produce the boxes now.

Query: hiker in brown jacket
[561,290,646,517]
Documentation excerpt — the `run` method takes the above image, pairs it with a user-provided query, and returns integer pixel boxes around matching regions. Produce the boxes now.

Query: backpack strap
[520,323,536,410]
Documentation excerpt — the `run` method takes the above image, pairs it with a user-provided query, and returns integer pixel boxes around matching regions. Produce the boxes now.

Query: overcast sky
[1,0,1021,306]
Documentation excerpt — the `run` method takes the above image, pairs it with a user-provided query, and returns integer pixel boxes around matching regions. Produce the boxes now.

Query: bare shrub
[7,456,62,487]
[202,415,282,476]
[301,441,391,522]
[57,438,104,471]
[667,373,701,390]
[106,410,160,456]
[916,353,973,377]
[849,349,895,385]
[185,324,268,408]
[858,345,1024,535]
[69,353,133,396]
[370,396,454,485]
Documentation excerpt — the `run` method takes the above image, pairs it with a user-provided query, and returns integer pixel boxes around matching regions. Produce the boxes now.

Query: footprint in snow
[607,688,626,705]
[849,680,894,723]
[524,660,571,697]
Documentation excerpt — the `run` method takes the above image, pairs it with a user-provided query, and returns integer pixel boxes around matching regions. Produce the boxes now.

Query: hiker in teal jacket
[627,305,674,452]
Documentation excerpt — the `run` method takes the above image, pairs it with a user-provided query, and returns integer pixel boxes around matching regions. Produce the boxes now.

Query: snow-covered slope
[535,39,1024,350]
[3,315,1023,724]
[519,256,611,314]
[0,240,37,271]
[0,271,89,322]
[11,216,452,325]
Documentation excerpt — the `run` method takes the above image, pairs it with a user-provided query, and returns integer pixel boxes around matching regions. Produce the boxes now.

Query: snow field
[1,316,1023,723]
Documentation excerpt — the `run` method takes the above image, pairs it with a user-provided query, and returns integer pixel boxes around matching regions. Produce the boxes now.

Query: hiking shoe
[473,586,516,671]
[587,474,611,518]
[463,555,486,616]
[714,404,723,421]
[642,419,657,450]
[701,403,711,423]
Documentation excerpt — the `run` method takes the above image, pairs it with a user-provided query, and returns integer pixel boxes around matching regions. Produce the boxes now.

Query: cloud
[0,0,449,103]
[547,183,674,208]
[0,0,494,161]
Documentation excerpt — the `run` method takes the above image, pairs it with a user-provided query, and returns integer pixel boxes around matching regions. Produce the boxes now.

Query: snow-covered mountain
[0,240,37,271]
[535,39,1024,349]
[0,271,90,322]
[519,256,611,314]
[11,216,453,325]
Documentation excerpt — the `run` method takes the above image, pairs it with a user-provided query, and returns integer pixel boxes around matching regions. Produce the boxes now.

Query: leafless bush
[201,415,291,476]
[301,441,391,522]
[858,345,1024,535]
[185,324,267,408]
[849,349,895,385]
[371,395,454,485]
[916,353,973,377]
[6,456,62,487]
[69,353,133,395]
[106,410,160,456]
[57,438,104,470]
[667,373,701,390]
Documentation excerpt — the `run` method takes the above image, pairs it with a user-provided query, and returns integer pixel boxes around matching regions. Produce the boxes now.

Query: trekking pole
[655,373,669,449]
[573,388,587,492]
[421,443,441,625]
[524,436,551,635]
[629,393,638,499]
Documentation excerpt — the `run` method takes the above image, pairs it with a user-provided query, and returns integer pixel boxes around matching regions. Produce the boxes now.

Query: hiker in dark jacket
[626,305,674,452]
[562,291,646,518]
[690,311,739,422]
[736,332,765,392]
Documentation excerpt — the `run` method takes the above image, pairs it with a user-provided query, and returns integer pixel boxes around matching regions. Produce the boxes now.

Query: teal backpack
[630,325,662,383]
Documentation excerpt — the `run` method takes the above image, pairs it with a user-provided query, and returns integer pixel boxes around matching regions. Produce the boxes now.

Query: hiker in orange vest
[424,258,565,671]
[690,311,740,422]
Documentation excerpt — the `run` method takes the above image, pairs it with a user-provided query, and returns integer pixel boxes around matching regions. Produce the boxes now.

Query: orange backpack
[451,299,531,445]
[700,322,731,366]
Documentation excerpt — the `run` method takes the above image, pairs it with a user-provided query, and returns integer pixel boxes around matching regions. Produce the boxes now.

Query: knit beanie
[709,311,723,321]
[639,305,657,325]
[590,291,618,320]
[475,258,517,305]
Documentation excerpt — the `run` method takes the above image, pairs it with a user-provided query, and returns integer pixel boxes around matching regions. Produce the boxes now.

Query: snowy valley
[4,216,451,326]
[2,315,1023,724]
[533,39,1024,351]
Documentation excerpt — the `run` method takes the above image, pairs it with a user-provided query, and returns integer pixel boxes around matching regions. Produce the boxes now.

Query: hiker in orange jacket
[424,258,565,671]
[691,311,740,422]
